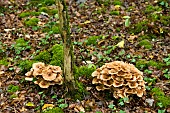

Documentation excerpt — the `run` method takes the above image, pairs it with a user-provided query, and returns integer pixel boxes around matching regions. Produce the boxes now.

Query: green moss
[50,44,63,67]
[52,26,60,34]
[19,12,31,18]
[130,20,148,34]
[0,58,9,66]
[110,10,120,15]
[44,0,55,6]
[18,60,35,72]
[151,87,170,108]
[160,15,170,26]
[136,59,165,69]
[14,38,31,54]
[30,11,41,16]
[49,9,58,15]
[138,39,152,49]
[19,11,41,18]
[33,50,51,63]
[10,94,18,99]
[144,5,162,14]
[85,36,102,45]
[74,66,96,79]
[138,34,157,41]
[7,85,19,93]
[39,7,49,13]
[113,0,122,5]
[42,27,51,33]
[24,18,39,27]
[42,107,64,113]
[136,59,148,69]
[148,60,165,69]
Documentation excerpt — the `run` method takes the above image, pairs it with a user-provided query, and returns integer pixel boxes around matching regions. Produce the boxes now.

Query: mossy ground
[138,39,152,49]
[151,87,170,108]
[24,18,39,27]
[136,59,165,69]
[0,58,9,66]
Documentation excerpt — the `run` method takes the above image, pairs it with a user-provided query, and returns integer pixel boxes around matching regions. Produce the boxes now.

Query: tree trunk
[57,0,75,95]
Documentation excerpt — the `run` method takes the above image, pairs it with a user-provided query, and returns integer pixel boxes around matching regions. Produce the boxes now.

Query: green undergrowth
[74,66,96,79]
[85,36,102,46]
[13,38,31,55]
[151,87,170,108]
[73,65,96,100]
[144,5,162,14]
[19,11,41,18]
[18,44,63,72]
[42,107,64,113]
[138,39,152,49]
[138,34,157,41]
[129,20,148,34]
[0,58,9,66]
[110,10,120,15]
[7,84,20,93]
[96,0,122,6]
[136,59,165,69]
[24,18,39,27]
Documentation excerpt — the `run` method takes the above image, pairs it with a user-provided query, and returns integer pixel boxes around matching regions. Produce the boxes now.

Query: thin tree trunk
[57,0,75,94]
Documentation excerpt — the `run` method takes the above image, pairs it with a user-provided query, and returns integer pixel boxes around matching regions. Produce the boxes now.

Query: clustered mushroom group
[92,61,145,98]
[25,62,63,88]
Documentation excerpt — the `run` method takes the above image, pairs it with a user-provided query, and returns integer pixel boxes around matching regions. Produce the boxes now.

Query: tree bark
[57,0,75,95]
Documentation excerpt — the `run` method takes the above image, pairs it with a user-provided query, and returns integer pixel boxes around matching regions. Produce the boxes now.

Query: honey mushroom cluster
[25,62,63,88]
[92,61,145,98]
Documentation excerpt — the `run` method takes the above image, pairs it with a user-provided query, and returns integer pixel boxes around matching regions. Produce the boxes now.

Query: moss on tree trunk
[57,0,75,95]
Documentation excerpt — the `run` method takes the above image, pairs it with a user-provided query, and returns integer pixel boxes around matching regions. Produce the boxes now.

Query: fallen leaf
[42,104,54,110]
[25,102,34,107]
[116,40,125,48]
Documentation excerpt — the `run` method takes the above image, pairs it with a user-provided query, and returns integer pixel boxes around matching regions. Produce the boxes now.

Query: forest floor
[0,0,170,113]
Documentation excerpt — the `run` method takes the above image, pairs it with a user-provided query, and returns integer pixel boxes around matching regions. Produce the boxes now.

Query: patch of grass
[138,39,152,49]
[24,18,39,27]
[85,36,102,45]
[0,58,9,66]
[33,50,51,63]
[151,87,170,108]
[42,107,64,113]
[7,85,19,93]
[110,10,120,15]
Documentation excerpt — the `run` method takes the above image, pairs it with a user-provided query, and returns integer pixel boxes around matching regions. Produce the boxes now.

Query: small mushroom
[39,80,50,88]
[128,81,138,88]
[113,80,124,87]
[92,77,100,84]
[100,74,111,81]
[42,70,57,81]
[25,77,33,81]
